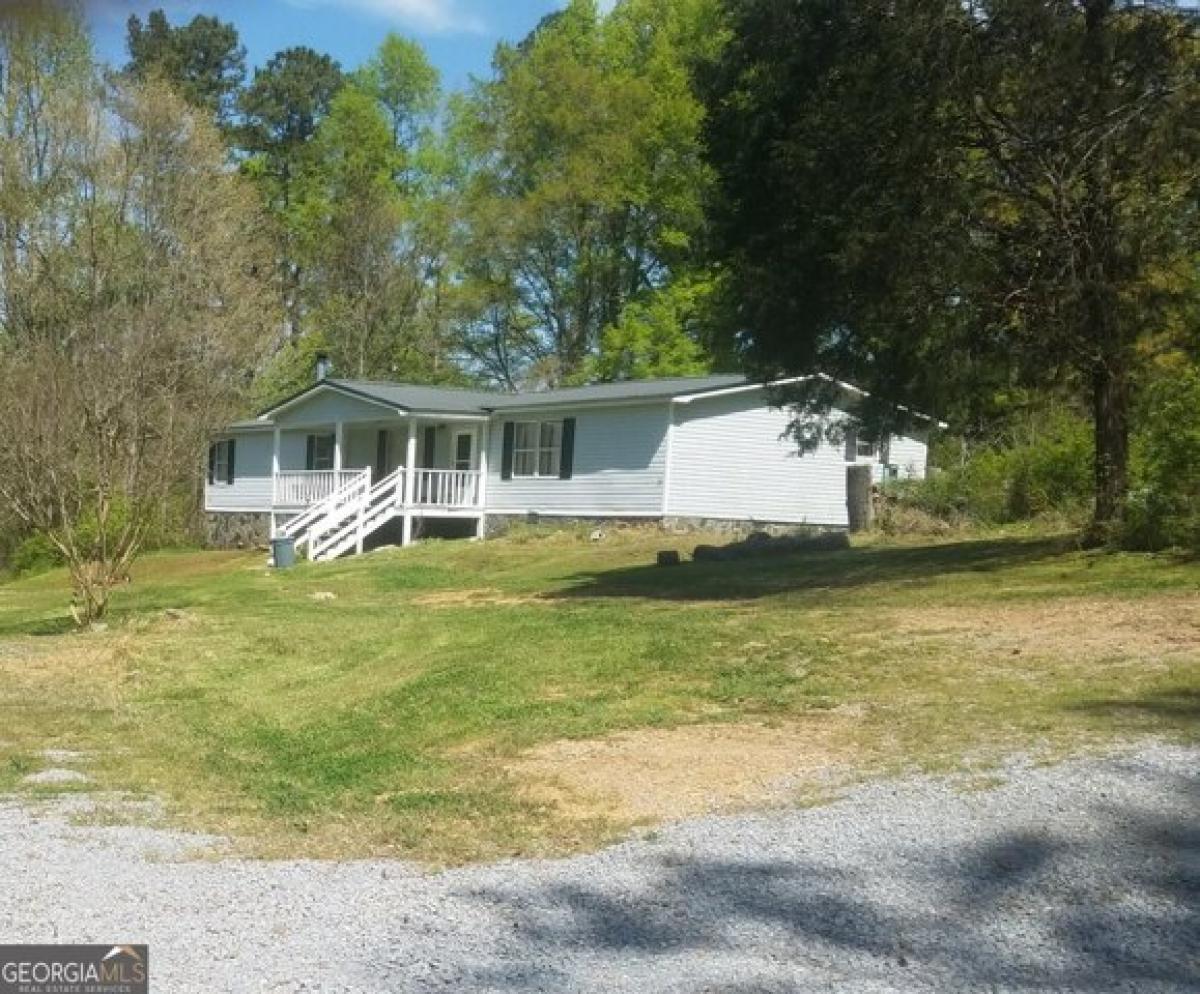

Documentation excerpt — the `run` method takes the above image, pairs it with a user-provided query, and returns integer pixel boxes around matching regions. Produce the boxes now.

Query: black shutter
[844,428,856,463]
[226,439,236,484]
[305,434,316,471]
[559,417,575,479]
[423,426,437,468]
[376,429,388,477]
[207,444,216,484]
[501,422,515,480]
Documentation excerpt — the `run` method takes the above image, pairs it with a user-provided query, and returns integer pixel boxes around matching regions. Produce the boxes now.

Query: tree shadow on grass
[444,759,1199,992]
[550,535,1073,602]
[0,614,78,638]
[1072,688,1200,729]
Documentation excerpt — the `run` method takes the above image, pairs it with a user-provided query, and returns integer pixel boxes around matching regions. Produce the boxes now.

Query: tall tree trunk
[1082,0,1127,539]
[1092,350,1129,534]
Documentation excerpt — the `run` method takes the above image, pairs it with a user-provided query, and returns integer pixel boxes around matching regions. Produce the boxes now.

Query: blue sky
[83,0,592,91]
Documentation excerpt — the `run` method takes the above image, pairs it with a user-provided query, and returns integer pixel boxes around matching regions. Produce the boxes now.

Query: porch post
[475,419,490,540]
[334,421,344,472]
[402,417,418,545]
[271,426,281,532]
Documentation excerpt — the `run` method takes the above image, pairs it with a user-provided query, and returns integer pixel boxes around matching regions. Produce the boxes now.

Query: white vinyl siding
[487,403,669,515]
[272,389,396,427]
[886,434,928,481]
[204,431,274,512]
[666,389,928,527]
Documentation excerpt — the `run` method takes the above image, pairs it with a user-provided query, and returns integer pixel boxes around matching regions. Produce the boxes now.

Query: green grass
[0,527,1196,863]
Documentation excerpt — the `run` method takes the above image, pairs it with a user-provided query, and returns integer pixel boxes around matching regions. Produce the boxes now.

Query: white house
[204,374,935,560]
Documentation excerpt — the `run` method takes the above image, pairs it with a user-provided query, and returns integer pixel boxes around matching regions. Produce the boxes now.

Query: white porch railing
[274,469,363,507]
[271,467,483,563]
[411,469,482,508]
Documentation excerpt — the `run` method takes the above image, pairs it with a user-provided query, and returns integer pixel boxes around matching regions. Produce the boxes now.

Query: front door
[453,430,475,471]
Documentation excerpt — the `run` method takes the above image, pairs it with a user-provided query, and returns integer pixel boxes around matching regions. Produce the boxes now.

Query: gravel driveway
[2,742,1196,993]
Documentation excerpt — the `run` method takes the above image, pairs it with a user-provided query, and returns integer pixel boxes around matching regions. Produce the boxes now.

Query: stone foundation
[203,512,271,549]
[204,510,839,549]
[482,513,656,538]
[661,516,838,538]
[484,513,840,539]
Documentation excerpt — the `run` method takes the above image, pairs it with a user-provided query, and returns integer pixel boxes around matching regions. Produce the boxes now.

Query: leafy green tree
[703,0,1200,534]
[355,32,440,173]
[584,275,716,381]
[294,84,405,379]
[257,37,457,398]
[238,47,345,337]
[124,9,245,128]
[451,0,721,386]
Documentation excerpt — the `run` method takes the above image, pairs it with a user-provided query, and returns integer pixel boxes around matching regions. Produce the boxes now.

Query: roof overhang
[484,394,683,415]
[255,380,408,422]
[672,374,948,428]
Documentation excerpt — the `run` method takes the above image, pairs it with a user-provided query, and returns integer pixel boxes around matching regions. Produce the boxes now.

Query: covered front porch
[267,405,489,551]
[270,412,485,502]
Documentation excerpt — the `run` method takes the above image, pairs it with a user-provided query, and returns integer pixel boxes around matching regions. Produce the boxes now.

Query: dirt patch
[413,588,546,608]
[510,717,860,823]
[893,596,1200,660]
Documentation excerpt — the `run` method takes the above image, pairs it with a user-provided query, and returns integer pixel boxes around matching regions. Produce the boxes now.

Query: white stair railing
[309,466,407,562]
[278,468,371,555]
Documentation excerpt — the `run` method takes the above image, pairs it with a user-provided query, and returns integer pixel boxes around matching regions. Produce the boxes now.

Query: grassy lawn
[0,526,1196,864]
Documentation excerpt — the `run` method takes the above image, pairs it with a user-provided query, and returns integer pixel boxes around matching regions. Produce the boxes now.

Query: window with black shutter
[506,418,575,479]
[210,439,235,484]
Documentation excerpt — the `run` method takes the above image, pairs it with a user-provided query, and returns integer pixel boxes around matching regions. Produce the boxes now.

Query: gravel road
[1,742,1196,993]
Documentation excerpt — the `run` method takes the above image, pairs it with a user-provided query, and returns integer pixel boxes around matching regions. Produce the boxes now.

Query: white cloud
[284,0,486,34]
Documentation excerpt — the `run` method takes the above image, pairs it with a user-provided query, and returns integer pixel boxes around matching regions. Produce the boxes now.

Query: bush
[9,532,62,576]
[1,489,201,579]
[1123,359,1200,551]
[885,406,1094,527]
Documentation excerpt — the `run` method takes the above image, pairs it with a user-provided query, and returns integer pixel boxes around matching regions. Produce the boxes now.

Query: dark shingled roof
[228,373,946,431]
[326,379,510,414]
[484,374,747,409]
[251,374,754,421]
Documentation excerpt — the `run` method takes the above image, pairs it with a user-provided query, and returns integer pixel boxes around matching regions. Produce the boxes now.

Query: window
[214,442,230,482]
[513,420,562,478]
[454,432,473,471]
[212,440,233,483]
[209,439,235,485]
[844,428,881,462]
[307,433,335,471]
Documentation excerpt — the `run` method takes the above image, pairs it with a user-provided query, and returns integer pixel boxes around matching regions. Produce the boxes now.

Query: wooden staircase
[277,467,405,562]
